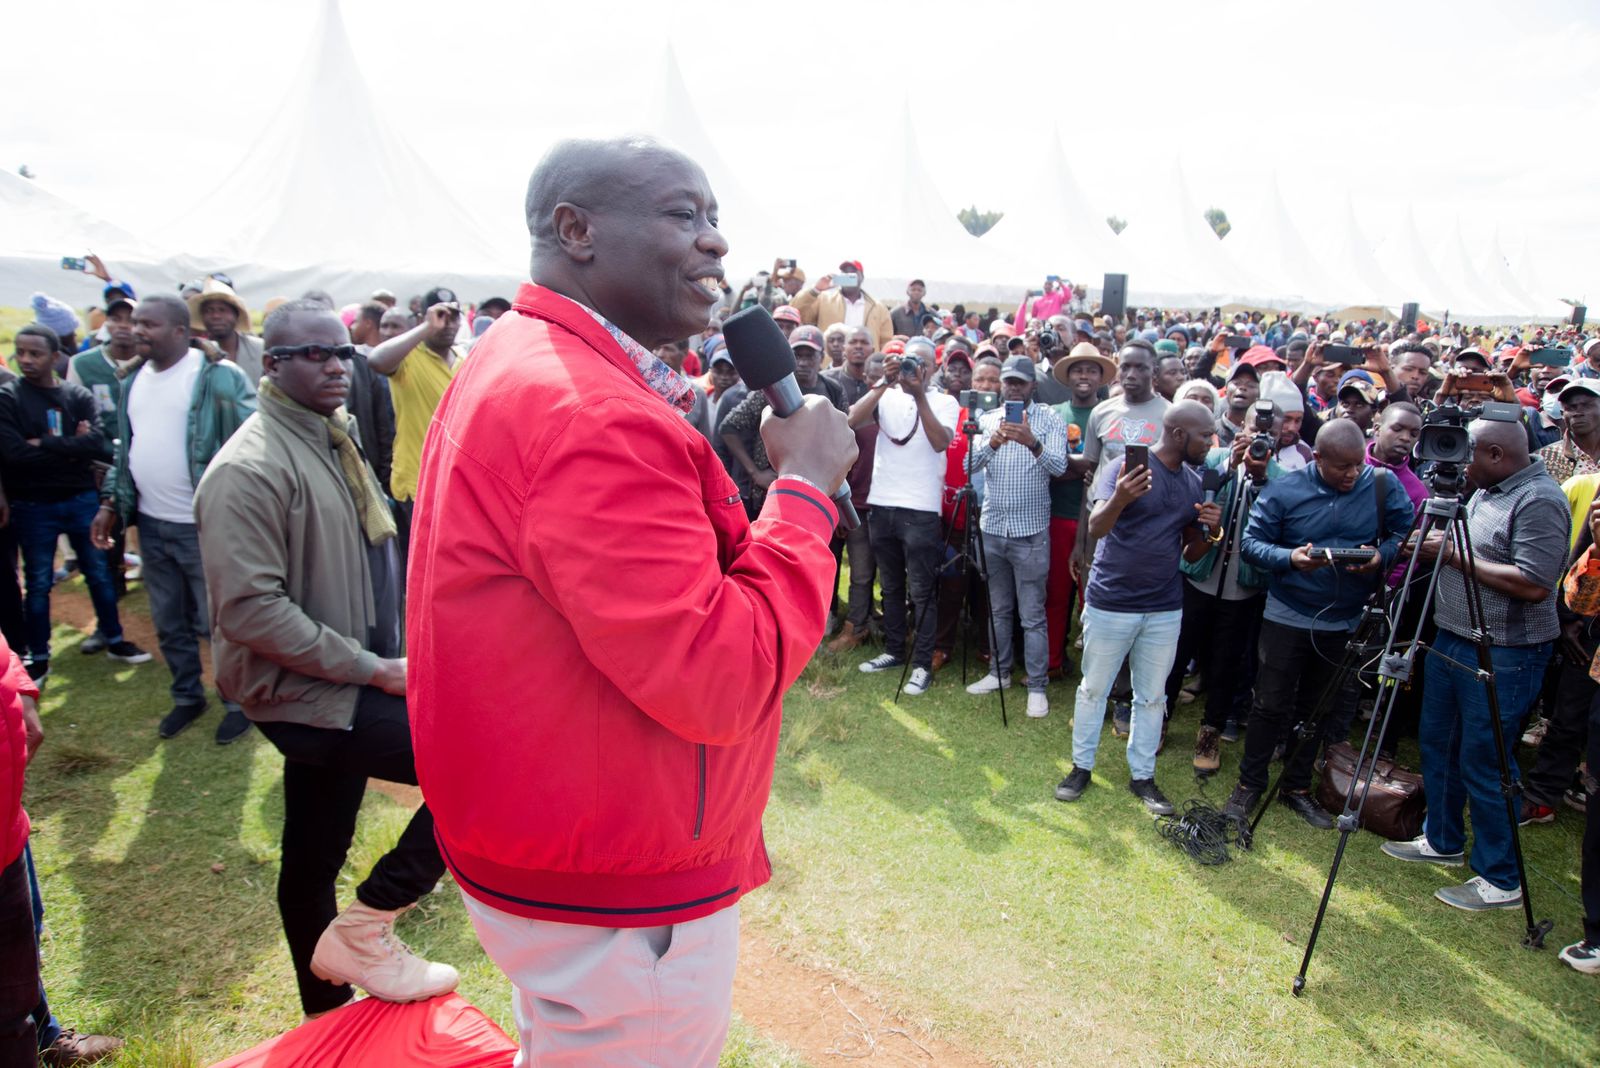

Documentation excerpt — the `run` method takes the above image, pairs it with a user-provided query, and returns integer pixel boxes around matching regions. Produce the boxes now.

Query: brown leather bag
[1316,741,1426,841]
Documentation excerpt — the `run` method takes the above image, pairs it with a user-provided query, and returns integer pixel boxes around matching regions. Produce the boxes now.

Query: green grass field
[21,579,1600,1066]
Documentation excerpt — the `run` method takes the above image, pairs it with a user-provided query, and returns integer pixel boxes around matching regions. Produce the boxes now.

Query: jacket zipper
[694,744,707,840]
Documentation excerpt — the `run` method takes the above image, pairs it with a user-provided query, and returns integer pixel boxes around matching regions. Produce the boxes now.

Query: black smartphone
[1323,344,1365,365]
[1225,335,1252,351]
[784,259,797,269]
[1124,444,1149,473]
[1528,346,1570,367]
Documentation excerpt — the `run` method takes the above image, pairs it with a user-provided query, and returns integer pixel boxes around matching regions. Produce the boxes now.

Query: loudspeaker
[1102,273,1128,321]
[1400,302,1419,335]
[1574,305,1587,329]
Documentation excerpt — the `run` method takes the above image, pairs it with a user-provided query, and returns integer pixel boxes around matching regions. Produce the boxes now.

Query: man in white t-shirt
[846,337,959,696]
[92,294,255,744]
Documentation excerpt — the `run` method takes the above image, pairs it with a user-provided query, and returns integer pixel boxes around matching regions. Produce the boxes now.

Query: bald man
[1055,401,1219,816]
[1383,413,1570,912]
[408,137,855,1064]
[1226,417,1416,828]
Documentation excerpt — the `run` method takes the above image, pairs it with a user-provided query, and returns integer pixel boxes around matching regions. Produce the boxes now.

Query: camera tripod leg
[1454,516,1551,949]
[969,523,1007,728]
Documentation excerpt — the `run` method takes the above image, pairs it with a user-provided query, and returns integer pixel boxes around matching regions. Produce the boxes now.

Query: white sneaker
[904,667,932,696]
[966,672,1011,695]
[1027,692,1049,718]
[310,902,459,1002]
[1435,875,1523,911]
[1379,834,1465,867]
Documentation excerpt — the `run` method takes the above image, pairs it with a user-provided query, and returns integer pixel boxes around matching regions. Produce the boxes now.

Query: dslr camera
[1037,328,1061,354]
[898,353,923,381]
[1247,400,1279,463]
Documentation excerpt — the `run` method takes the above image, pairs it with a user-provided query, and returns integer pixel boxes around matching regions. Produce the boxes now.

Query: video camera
[1416,399,1521,496]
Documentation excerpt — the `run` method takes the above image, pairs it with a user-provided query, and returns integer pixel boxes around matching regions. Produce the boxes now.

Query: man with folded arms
[408,137,855,1064]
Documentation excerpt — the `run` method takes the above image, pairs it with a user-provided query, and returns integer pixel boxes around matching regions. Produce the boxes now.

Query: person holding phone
[1054,401,1220,815]
[961,356,1068,717]
[789,260,894,351]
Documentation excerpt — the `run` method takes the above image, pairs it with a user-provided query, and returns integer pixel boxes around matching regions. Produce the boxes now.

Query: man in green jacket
[90,294,256,743]
[193,299,455,1019]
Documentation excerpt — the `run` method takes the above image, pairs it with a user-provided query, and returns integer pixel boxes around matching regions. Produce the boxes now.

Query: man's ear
[552,203,596,264]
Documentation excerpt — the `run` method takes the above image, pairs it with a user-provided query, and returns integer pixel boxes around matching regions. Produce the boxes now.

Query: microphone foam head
[721,305,797,391]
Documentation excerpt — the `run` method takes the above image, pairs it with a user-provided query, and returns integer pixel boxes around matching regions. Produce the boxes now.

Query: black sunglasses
[266,344,356,364]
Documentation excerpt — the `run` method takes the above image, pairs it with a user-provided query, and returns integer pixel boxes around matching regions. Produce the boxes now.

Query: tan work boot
[310,902,459,1002]
[826,621,867,654]
[40,1029,124,1067]
[1193,724,1222,774]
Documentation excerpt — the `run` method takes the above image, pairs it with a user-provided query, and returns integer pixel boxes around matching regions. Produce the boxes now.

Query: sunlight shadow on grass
[880,701,955,761]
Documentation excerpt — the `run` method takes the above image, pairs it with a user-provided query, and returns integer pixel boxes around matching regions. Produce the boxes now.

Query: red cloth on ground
[209,995,516,1068]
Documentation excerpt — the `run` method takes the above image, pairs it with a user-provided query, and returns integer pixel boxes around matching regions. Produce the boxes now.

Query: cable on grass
[1154,799,1251,864]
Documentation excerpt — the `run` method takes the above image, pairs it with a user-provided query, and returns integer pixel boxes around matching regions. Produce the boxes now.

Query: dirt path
[53,585,993,1066]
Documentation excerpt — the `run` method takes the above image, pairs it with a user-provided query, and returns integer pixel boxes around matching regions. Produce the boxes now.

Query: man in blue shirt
[1223,419,1415,828]
[1054,401,1220,815]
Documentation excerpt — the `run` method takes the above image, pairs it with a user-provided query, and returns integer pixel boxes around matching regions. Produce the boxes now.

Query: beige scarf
[261,380,397,546]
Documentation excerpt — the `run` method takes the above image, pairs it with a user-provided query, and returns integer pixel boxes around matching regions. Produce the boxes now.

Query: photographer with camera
[1167,400,1282,773]
[961,357,1068,717]
[791,260,894,351]
[1382,415,1571,911]
[849,337,959,696]
[1221,419,1416,828]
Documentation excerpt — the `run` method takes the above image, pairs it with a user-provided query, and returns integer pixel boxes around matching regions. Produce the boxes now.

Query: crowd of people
[3,197,1600,1064]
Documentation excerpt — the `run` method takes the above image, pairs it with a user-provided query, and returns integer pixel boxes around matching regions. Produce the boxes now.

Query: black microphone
[721,305,860,530]
[1199,467,1226,538]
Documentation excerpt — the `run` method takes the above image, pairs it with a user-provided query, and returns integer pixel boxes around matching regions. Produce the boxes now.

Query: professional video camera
[1416,399,1520,497]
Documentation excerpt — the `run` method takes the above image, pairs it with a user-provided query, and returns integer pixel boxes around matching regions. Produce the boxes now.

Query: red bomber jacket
[408,283,839,927]
[2,634,40,870]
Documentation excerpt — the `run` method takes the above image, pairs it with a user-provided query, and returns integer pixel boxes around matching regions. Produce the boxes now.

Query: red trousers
[1045,517,1080,672]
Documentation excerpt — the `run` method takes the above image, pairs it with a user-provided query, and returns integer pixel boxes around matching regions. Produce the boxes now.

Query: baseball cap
[105,294,135,315]
[772,304,802,325]
[1153,339,1180,356]
[1338,369,1378,403]
[919,310,939,326]
[423,286,457,308]
[1546,375,1572,394]
[1455,349,1491,371]
[102,281,135,304]
[973,342,998,359]
[709,348,734,368]
[1007,336,1027,351]
[1583,337,1600,358]
[990,319,1016,339]
[789,325,824,351]
[1000,355,1037,382]
[944,347,974,368]
[1560,380,1600,402]
[1241,346,1287,371]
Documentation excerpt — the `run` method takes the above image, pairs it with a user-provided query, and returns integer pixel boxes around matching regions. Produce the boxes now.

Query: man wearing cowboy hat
[1045,343,1114,676]
[189,279,265,399]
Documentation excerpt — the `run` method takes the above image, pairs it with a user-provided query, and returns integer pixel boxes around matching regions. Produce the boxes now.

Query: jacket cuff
[761,477,839,541]
[350,649,381,686]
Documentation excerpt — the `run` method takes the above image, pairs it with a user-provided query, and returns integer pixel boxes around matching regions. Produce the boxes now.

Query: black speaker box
[1574,305,1587,329]
[1400,302,1419,334]
[1102,273,1128,321]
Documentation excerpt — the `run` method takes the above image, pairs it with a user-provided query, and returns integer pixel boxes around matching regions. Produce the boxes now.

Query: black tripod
[1267,485,1552,996]
[895,414,1008,726]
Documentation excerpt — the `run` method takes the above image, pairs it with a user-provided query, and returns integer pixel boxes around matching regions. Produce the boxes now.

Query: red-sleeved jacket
[2,635,40,869]
[408,283,839,927]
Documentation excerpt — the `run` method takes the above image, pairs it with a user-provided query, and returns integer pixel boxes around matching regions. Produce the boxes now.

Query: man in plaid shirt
[962,356,1068,718]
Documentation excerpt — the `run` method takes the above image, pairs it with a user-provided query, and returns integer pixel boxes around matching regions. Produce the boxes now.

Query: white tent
[979,132,1143,299]
[1221,176,1349,313]
[1370,205,1456,315]
[151,0,524,306]
[1111,160,1278,309]
[0,169,200,307]
[1312,198,1404,310]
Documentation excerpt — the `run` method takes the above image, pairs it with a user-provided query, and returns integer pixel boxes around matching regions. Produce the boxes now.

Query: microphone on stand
[721,306,860,531]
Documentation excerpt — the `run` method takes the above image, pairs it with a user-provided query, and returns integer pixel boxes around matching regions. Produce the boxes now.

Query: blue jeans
[1420,631,1550,890]
[982,529,1050,691]
[25,844,60,1049]
[137,514,211,707]
[1073,606,1182,779]
[12,491,123,661]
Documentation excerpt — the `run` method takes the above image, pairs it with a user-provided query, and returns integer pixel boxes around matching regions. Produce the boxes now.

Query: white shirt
[127,348,203,523]
[866,388,960,513]
[842,294,867,329]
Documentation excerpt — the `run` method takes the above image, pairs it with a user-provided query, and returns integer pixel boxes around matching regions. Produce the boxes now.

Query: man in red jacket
[1,632,44,1065]
[409,137,856,1065]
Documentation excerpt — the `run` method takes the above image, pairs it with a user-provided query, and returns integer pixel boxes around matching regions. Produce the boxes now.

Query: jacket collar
[511,283,674,405]
[258,385,338,448]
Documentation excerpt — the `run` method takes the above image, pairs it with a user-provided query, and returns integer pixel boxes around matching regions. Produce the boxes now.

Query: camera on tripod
[1247,400,1279,464]
[959,389,1000,435]
[1416,399,1521,496]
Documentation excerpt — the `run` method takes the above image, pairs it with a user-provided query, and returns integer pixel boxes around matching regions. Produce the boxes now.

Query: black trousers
[0,855,37,1067]
[257,687,445,1014]
[1238,619,1360,794]
[870,506,942,669]
[1164,585,1265,731]
[1526,656,1595,808]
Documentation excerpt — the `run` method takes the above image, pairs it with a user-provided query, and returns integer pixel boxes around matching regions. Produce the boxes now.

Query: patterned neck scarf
[574,304,695,414]
[260,380,397,546]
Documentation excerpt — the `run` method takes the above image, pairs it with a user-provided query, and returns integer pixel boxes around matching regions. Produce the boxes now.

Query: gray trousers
[983,528,1050,692]
[137,513,239,712]
[843,506,875,628]
[463,893,739,1067]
